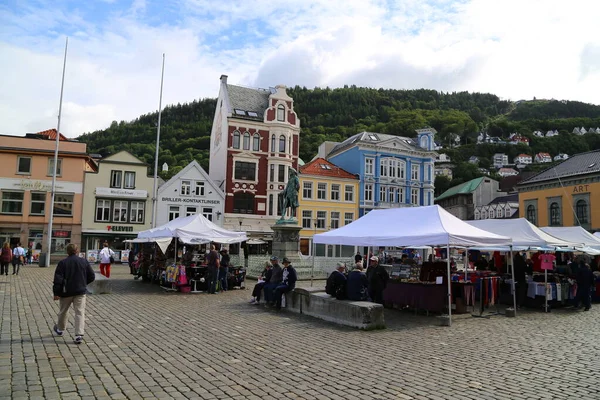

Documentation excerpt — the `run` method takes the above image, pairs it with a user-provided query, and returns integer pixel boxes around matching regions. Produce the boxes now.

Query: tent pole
[446,243,452,327]
[174,239,177,265]
[464,249,469,282]
[311,239,315,287]
[509,245,516,317]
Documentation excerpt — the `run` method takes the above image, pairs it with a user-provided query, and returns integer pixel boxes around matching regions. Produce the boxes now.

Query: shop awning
[138,214,247,244]
[540,226,600,250]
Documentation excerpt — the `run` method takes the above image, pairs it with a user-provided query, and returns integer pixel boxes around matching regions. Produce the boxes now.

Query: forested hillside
[77,87,600,189]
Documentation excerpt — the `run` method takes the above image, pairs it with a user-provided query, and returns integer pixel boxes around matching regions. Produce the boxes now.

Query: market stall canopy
[467,219,581,249]
[138,214,248,244]
[540,227,600,250]
[313,205,512,247]
[124,237,173,253]
[595,232,600,239]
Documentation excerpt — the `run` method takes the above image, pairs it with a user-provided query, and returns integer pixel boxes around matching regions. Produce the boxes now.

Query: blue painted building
[324,129,437,217]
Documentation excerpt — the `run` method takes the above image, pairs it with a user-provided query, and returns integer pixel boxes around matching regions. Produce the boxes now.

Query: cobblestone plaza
[1,265,599,400]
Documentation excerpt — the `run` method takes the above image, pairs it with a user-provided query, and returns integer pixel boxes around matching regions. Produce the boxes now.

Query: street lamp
[311,219,317,287]
[238,218,243,265]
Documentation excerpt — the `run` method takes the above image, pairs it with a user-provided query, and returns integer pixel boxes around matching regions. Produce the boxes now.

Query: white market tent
[540,227,600,253]
[594,232,600,239]
[313,205,513,326]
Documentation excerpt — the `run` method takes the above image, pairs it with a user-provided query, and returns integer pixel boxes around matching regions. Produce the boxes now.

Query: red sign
[52,230,70,238]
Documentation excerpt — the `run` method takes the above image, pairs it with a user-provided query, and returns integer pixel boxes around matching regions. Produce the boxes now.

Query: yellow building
[298,158,359,256]
[517,150,600,231]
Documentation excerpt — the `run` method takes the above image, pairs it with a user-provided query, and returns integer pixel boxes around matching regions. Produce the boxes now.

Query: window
[411,164,420,180]
[110,170,122,188]
[124,172,136,189]
[526,205,536,225]
[95,199,111,221]
[130,201,145,223]
[54,194,74,216]
[194,181,205,196]
[397,187,404,203]
[331,184,340,201]
[2,191,24,214]
[474,211,480,220]
[482,211,488,219]
[496,208,502,218]
[345,185,353,202]
[576,200,588,224]
[243,132,250,150]
[252,134,260,151]
[279,135,286,152]
[278,165,286,182]
[51,230,71,254]
[181,180,191,195]
[317,183,327,200]
[380,158,389,177]
[233,193,254,214]
[365,158,374,175]
[185,206,197,216]
[234,161,256,181]
[30,192,46,215]
[269,194,274,216]
[379,186,387,202]
[168,206,180,221]
[270,164,275,182]
[233,131,240,149]
[550,202,560,226]
[364,184,373,202]
[389,187,396,203]
[303,182,313,199]
[17,156,31,174]
[302,210,312,228]
[505,208,511,218]
[330,212,340,229]
[277,104,285,121]
[113,200,128,222]
[271,135,276,152]
[202,207,213,221]
[411,188,419,205]
[47,158,62,176]
[316,211,326,229]
[344,212,353,225]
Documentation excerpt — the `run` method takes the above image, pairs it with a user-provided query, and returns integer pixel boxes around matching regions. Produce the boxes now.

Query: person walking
[219,248,230,292]
[576,261,594,311]
[52,243,96,344]
[98,242,115,278]
[1,242,11,276]
[12,242,25,275]
[206,245,220,294]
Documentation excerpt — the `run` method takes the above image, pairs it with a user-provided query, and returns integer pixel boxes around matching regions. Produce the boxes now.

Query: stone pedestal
[271,223,302,262]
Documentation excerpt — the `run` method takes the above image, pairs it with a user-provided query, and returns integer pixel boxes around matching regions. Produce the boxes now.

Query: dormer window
[420,136,428,149]
[277,105,285,122]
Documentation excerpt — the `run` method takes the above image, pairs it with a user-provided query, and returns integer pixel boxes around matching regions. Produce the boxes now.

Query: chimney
[220,74,228,84]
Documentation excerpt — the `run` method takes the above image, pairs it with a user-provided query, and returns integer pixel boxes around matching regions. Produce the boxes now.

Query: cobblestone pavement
[2,265,600,400]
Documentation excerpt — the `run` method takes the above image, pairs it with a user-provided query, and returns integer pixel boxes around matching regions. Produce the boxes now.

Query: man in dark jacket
[326,262,347,299]
[250,262,272,304]
[206,245,220,294]
[273,257,297,309]
[513,253,527,308]
[52,243,95,344]
[263,256,283,304]
[576,262,594,311]
[219,249,230,292]
[346,264,369,301]
[366,256,389,304]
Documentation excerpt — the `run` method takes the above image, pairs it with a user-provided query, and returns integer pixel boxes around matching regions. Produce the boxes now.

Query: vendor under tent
[138,214,248,244]
[313,205,513,326]
[540,226,600,251]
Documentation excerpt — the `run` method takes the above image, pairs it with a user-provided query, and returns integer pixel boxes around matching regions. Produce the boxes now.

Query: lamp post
[238,218,243,265]
[311,219,317,287]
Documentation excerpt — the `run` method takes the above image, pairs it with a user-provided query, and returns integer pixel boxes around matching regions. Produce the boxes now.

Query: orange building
[0,130,95,262]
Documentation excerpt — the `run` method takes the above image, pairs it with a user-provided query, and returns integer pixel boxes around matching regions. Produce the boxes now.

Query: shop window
[51,230,71,254]
[303,182,312,199]
[302,210,312,228]
[233,193,254,214]
[53,193,73,216]
[30,192,46,215]
[17,156,32,174]
[252,134,260,151]
[549,202,561,226]
[234,161,256,181]
[110,170,122,188]
[316,211,326,229]
[277,104,285,122]
[576,200,588,224]
[28,230,43,251]
[181,180,191,195]
[243,132,250,150]
[330,212,340,229]
[124,172,136,189]
[526,204,536,225]
[1,191,24,214]
[95,199,111,222]
[345,185,353,202]
[232,130,240,149]
[168,206,180,221]
[113,200,128,222]
[344,212,353,225]
[195,181,205,196]
[317,183,327,200]
[47,158,63,176]
[331,184,340,201]
[202,207,212,221]
[130,201,145,223]
[364,184,373,202]
[186,206,197,217]
[279,135,286,152]
[365,158,374,175]
[278,165,286,182]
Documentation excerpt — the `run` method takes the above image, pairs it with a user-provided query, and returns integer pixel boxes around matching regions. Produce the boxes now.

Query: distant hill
[77,87,600,186]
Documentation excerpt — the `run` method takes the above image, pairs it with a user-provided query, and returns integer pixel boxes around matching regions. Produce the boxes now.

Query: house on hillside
[435,165,453,180]
[514,154,532,165]
[469,156,480,165]
[478,168,490,176]
[498,168,519,177]
[474,193,519,220]
[435,153,451,163]
[509,134,530,146]
[535,152,553,163]
[554,153,569,161]
[533,130,544,138]
[546,130,559,137]
[435,177,503,220]
[493,153,509,168]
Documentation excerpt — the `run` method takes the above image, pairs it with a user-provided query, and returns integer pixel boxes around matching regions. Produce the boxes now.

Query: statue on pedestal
[277,167,300,224]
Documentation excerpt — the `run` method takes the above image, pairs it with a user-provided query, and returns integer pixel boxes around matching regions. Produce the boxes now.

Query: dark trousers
[273,284,294,308]
[577,287,591,309]
[12,260,22,275]
[516,282,527,307]
[263,282,279,303]
[252,282,266,301]
[0,262,8,275]
[207,265,218,294]
[218,267,228,291]
[370,288,384,304]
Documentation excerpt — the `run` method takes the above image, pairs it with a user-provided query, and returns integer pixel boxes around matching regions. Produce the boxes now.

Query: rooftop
[299,158,358,180]
[519,149,600,185]
[435,177,485,201]
[27,129,70,141]
[226,84,272,121]
[329,131,425,156]
[488,193,518,205]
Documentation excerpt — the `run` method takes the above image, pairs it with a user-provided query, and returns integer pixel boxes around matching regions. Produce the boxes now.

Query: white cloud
[1,0,599,138]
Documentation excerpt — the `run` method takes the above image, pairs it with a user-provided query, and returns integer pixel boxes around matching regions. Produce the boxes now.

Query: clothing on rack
[166,265,179,283]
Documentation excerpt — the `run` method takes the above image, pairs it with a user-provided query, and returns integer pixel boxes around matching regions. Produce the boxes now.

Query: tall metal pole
[150,53,165,229]
[45,37,68,268]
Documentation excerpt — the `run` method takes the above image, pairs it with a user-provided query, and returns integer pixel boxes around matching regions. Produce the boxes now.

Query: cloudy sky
[1,0,599,138]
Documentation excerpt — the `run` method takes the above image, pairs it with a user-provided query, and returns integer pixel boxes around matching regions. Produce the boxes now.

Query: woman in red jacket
[1,242,12,276]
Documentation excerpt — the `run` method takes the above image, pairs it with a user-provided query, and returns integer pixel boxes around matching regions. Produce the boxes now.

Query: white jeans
[57,295,87,336]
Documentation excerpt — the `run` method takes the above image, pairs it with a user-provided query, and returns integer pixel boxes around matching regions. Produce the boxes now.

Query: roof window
[320,164,332,170]
[368,134,378,141]
[588,163,596,168]
[234,109,246,116]
[247,111,258,117]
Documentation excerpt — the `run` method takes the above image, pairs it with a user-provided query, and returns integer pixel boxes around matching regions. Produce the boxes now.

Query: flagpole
[150,53,165,228]
[45,37,68,268]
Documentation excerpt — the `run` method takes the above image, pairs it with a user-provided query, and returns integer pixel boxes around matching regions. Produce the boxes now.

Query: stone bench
[87,273,112,294]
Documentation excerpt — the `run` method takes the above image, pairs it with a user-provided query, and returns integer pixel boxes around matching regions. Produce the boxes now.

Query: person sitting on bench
[263,256,283,304]
[325,262,347,299]
[346,263,369,301]
[250,261,272,304]
[273,258,297,310]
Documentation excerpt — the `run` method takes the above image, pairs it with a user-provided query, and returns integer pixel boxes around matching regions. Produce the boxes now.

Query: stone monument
[271,168,302,262]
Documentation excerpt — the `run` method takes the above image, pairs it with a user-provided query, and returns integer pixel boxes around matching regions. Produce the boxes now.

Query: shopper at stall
[263,256,283,304]
[12,243,25,275]
[218,249,230,292]
[52,243,95,345]
[326,262,347,299]
[98,242,115,278]
[576,261,594,311]
[355,252,363,264]
[273,258,297,310]
[346,263,368,301]
[513,253,527,308]
[206,245,220,294]
[250,261,272,304]
[366,256,389,304]
[1,242,11,276]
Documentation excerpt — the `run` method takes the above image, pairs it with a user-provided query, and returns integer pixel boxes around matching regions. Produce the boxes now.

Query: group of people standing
[326,255,389,304]
[1,242,28,276]
[205,245,232,294]
[249,256,297,309]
